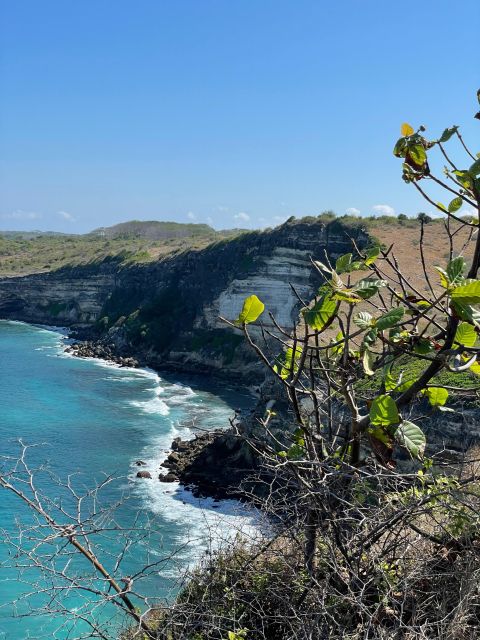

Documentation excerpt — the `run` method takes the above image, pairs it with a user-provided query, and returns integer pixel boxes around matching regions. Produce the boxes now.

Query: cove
[0,321,256,639]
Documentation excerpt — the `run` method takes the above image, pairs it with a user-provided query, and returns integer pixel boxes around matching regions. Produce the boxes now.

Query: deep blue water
[0,321,256,639]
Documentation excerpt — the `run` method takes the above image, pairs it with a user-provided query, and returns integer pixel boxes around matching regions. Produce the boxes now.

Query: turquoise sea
[0,321,257,639]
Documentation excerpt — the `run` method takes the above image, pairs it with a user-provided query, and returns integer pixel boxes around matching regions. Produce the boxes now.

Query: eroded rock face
[0,220,369,381]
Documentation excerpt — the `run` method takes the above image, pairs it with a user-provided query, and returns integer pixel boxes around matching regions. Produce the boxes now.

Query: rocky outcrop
[0,219,369,382]
[159,431,263,500]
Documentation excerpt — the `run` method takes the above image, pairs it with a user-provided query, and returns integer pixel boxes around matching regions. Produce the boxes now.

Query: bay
[0,321,256,639]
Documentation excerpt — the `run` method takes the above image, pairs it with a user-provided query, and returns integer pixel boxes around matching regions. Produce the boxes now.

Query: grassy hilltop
[0,213,470,280]
[0,221,245,276]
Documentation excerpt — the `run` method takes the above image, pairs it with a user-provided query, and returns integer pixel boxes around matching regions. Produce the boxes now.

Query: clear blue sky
[0,0,478,232]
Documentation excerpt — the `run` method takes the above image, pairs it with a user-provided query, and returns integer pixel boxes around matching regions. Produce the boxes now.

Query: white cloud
[345,207,361,217]
[187,211,196,221]
[372,204,395,217]
[3,209,42,221]
[57,210,76,222]
[206,216,213,225]
[234,212,250,223]
[217,205,229,212]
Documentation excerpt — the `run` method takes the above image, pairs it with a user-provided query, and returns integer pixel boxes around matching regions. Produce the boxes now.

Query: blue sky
[0,1,479,233]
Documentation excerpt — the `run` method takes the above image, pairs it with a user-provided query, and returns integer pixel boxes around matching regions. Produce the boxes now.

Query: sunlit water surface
[0,321,258,639]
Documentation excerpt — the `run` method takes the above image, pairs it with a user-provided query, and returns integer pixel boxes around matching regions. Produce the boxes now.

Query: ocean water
[0,321,258,639]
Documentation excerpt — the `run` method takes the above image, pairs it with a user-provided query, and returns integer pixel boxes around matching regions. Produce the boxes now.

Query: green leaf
[469,158,480,177]
[452,301,480,328]
[423,387,449,407]
[394,420,426,459]
[333,289,362,303]
[303,294,337,330]
[370,395,400,428]
[354,311,373,329]
[434,266,450,288]
[384,366,397,392]
[446,256,466,284]
[375,307,405,330]
[273,346,302,379]
[438,126,458,143]
[436,202,447,213]
[393,137,408,158]
[454,322,477,348]
[363,328,378,346]
[413,338,434,354]
[408,144,427,166]
[354,278,387,300]
[453,170,473,189]
[451,280,480,305]
[335,253,352,274]
[235,295,265,325]
[362,348,375,376]
[364,246,381,266]
[448,197,463,213]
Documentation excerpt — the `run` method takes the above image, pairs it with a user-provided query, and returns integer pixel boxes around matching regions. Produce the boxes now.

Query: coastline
[62,327,261,501]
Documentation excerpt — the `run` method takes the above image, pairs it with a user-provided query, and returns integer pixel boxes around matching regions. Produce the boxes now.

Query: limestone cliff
[0,218,369,382]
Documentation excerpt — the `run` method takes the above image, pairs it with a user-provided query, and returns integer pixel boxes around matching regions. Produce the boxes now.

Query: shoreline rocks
[65,340,139,368]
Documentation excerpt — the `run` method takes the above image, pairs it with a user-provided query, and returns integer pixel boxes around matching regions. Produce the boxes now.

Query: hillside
[0,221,245,277]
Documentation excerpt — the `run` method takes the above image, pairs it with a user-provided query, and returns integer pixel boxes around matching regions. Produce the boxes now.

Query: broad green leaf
[303,294,337,331]
[454,322,477,348]
[423,387,449,407]
[235,295,265,324]
[354,278,387,300]
[394,420,426,459]
[446,256,466,284]
[354,311,373,329]
[452,301,480,328]
[375,307,405,330]
[370,395,400,427]
[384,366,397,392]
[273,345,302,380]
[330,331,345,357]
[335,253,352,274]
[469,158,480,177]
[333,289,362,304]
[364,245,380,266]
[408,144,427,166]
[396,371,416,393]
[448,197,463,213]
[362,348,375,376]
[393,137,407,158]
[401,123,414,137]
[350,260,365,271]
[436,202,447,213]
[469,359,480,375]
[433,266,449,288]
[363,328,378,346]
[438,126,458,143]
[453,170,473,189]
[451,280,480,304]
[414,338,434,354]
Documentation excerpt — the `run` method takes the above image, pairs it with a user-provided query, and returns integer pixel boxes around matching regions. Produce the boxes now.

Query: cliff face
[0,219,369,381]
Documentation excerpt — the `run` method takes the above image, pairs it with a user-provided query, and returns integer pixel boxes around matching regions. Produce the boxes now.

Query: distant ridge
[90,220,215,240]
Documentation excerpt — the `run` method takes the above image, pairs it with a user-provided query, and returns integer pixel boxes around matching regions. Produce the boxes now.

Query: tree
[417,212,432,223]
[199,89,480,637]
